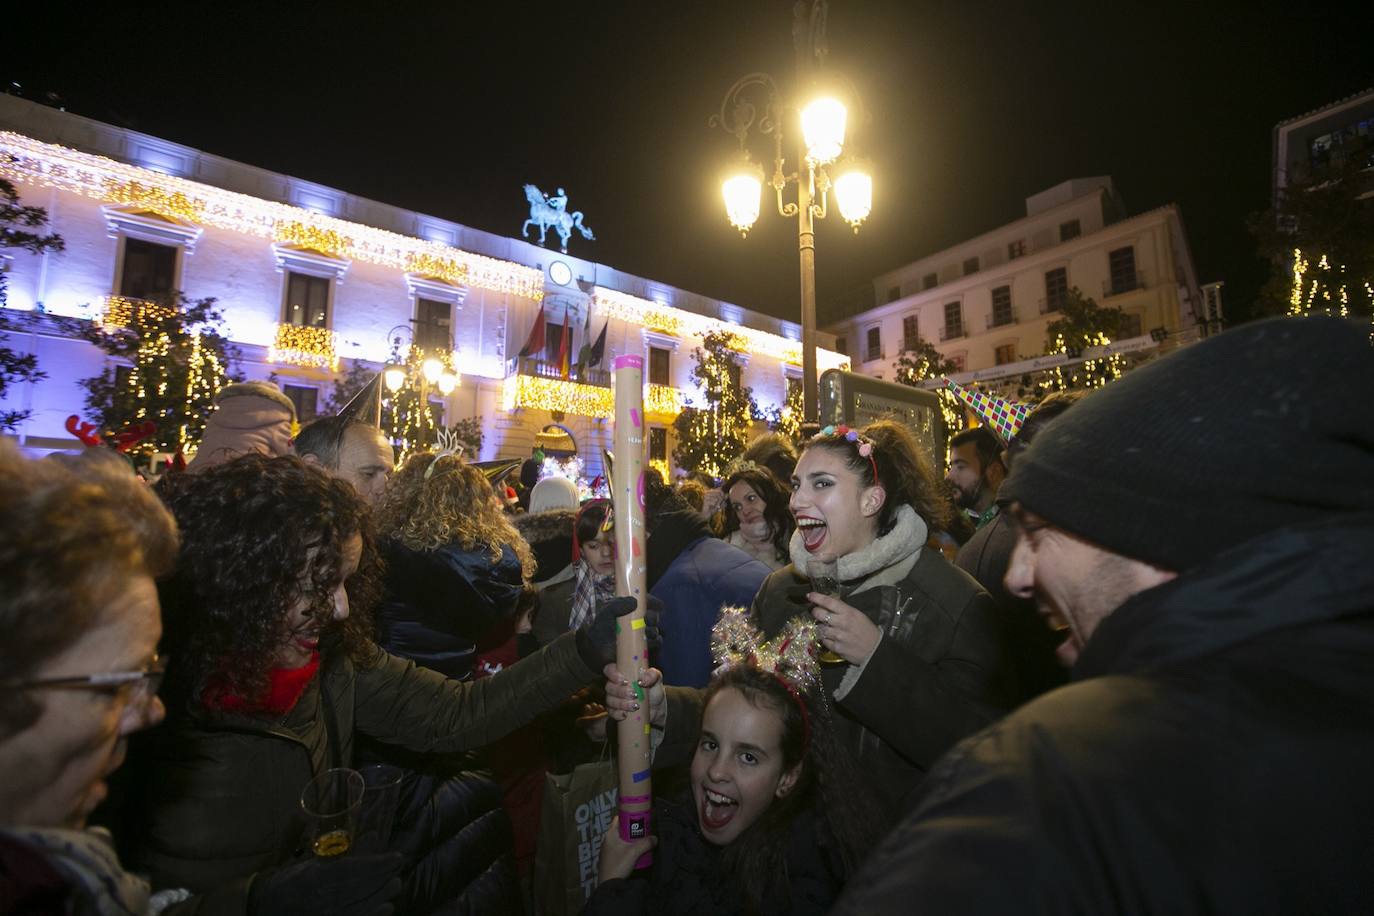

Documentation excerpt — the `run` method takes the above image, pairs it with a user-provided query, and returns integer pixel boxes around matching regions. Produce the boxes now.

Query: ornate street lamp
[711,0,872,426]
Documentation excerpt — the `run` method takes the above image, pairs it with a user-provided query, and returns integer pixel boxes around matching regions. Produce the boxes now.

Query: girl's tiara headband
[711,606,819,750]
[813,424,878,483]
[423,428,465,480]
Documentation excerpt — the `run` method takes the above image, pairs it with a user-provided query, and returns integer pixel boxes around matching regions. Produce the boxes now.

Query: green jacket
[123,630,595,907]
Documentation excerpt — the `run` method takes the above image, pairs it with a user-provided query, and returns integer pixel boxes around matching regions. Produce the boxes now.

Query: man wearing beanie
[832,315,1374,915]
[185,380,296,471]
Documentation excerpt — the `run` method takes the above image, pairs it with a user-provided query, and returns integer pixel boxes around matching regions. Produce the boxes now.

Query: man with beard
[830,315,1374,915]
[944,426,1006,529]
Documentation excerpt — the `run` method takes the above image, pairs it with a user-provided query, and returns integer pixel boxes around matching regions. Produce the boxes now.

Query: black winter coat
[582,796,844,916]
[376,539,524,681]
[661,548,1011,811]
[832,517,1374,915]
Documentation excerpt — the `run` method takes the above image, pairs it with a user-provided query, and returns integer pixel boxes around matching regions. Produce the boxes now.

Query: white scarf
[788,504,928,594]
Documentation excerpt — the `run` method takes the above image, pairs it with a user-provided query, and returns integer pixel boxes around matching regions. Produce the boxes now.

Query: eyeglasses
[1,653,167,706]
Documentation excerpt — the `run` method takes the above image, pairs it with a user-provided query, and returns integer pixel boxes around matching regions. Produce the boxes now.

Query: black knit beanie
[999,315,1374,572]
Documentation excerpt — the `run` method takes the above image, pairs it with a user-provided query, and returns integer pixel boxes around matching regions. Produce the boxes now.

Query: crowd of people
[1,314,1370,915]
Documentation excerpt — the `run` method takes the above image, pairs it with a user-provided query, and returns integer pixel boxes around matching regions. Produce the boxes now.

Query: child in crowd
[532,500,616,648]
[586,610,879,916]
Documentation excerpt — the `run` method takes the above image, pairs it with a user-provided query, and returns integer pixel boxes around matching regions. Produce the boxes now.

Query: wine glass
[805,555,847,665]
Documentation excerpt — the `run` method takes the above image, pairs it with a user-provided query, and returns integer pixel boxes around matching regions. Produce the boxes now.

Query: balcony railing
[506,356,610,388]
[270,322,339,371]
[1039,295,1066,314]
[986,307,1017,330]
[939,324,965,342]
[99,295,176,329]
[1103,272,1148,298]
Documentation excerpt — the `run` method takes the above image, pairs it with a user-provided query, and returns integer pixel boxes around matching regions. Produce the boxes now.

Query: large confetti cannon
[610,354,652,866]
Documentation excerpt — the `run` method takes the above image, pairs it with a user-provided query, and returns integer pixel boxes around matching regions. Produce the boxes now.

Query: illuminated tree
[672,330,757,478]
[61,294,239,457]
[0,178,64,431]
[768,378,804,441]
[325,357,481,459]
[1252,150,1374,319]
[1039,287,1126,392]
[893,337,965,432]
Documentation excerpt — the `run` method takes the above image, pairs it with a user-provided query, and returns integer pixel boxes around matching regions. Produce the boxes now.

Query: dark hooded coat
[832,518,1374,915]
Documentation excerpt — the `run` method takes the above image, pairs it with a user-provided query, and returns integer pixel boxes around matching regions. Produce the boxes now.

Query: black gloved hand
[248,851,404,916]
[575,595,663,670]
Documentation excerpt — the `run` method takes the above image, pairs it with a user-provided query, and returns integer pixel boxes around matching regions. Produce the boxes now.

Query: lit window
[284,272,330,327]
[649,346,671,385]
[283,384,319,422]
[415,298,452,349]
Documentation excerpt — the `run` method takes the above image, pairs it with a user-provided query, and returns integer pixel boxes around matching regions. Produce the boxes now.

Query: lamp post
[711,0,872,427]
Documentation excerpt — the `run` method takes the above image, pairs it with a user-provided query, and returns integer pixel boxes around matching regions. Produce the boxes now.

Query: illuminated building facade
[0,95,846,474]
[826,177,1205,394]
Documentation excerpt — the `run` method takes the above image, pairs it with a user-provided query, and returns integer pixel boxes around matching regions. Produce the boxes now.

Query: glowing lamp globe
[436,371,458,395]
[801,97,847,164]
[421,357,443,384]
[722,168,763,235]
[834,163,873,229]
[383,364,407,393]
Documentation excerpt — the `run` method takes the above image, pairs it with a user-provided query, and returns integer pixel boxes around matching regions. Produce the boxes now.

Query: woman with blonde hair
[374,450,536,680]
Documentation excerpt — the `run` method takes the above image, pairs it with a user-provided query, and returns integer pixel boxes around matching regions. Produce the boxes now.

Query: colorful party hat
[942,378,1032,444]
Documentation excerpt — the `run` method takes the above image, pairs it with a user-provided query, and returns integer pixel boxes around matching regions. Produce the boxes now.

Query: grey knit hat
[999,315,1374,572]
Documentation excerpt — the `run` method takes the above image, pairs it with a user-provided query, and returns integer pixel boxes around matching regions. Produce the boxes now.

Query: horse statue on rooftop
[522,184,595,253]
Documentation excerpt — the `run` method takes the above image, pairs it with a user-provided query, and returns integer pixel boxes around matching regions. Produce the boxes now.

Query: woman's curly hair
[156,454,381,710]
[375,451,535,579]
[717,466,794,564]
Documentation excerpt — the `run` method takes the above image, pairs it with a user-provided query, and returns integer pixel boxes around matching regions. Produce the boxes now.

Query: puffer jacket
[831,517,1374,915]
[116,630,595,906]
[376,539,524,681]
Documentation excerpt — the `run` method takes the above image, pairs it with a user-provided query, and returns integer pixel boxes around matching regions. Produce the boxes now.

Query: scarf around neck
[788,504,928,594]
[1,826,191,915]
[570,561,616,631]
[201,652,321,716]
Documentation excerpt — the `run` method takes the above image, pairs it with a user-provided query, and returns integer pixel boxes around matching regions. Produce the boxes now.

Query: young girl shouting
[587,611,878,916]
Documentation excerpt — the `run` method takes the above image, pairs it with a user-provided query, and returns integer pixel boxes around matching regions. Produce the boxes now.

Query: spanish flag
[558,309,572,379]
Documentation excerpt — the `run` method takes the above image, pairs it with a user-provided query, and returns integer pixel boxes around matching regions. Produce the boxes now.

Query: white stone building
[0,95,845,473]
[826,177,1203,387]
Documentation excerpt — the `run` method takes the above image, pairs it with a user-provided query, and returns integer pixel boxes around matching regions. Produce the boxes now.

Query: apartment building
[826,177,1203,384]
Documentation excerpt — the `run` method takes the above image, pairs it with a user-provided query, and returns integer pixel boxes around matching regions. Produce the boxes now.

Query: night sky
[8,1,1372,326]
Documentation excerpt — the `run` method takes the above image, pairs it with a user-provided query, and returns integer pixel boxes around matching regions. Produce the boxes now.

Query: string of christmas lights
[500,374,686,419]
[591,286,848,370]
[268,324,340,370]
[98,296,176,330]
[0,132,545,301]
[1289,248,1372,318]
